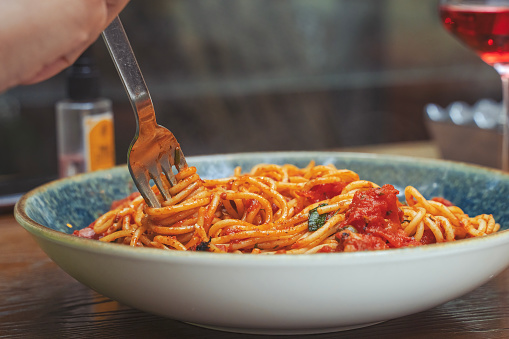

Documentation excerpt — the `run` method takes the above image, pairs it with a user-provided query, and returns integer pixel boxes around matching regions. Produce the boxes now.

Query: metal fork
[102,17,187,208]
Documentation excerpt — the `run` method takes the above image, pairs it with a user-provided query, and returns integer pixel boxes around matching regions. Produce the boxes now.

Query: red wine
[440,4,509,65]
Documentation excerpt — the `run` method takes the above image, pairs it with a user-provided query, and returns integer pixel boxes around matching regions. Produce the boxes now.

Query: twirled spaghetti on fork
[74,161,500,253]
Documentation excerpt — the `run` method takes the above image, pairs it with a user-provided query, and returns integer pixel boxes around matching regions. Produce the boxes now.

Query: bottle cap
[66,47,101,101]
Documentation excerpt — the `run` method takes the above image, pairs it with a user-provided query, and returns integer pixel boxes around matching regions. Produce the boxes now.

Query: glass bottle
[56,48,115,177]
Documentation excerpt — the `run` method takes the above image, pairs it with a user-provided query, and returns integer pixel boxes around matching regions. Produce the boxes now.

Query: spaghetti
[74,162,500,253]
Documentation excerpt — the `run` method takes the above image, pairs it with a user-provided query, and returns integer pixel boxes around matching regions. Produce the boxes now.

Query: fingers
[0,0,130,90]
[24,0,130,85]
[22,46,88,86]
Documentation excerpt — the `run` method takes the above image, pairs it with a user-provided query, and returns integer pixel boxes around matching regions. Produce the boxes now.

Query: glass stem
[502,74,509,171]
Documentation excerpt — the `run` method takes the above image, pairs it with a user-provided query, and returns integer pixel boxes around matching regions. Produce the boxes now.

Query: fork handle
[101,16,157,133]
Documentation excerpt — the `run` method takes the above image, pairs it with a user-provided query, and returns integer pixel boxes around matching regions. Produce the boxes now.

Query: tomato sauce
[317,245,334,253]
[244,199,261,213]
[222,226,243,236]
[336,231,389,252]
[336,185,420,250]
[419,229,436,245]
[298,182,347,203]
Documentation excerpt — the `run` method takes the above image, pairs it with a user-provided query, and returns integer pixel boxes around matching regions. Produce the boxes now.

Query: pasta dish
[74,162,499,253]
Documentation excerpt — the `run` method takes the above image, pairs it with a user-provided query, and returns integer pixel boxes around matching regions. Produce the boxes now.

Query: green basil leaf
[308,203,328,232]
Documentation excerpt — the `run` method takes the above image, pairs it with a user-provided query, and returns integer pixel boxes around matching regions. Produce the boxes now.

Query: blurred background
[0,0,503,202]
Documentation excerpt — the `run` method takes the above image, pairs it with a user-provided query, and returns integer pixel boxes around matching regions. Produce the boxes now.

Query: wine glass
[439,0,509,170]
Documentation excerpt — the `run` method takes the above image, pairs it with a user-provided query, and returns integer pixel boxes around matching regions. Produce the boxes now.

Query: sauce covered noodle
[74,162,500,253]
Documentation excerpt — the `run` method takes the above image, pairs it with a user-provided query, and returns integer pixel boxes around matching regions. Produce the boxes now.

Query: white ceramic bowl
[14,152,509,335]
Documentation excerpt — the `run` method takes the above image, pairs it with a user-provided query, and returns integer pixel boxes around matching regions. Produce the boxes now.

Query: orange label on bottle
[83,113,115,171]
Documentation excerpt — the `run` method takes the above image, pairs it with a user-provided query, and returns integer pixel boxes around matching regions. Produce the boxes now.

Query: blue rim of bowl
[13,151,509,266]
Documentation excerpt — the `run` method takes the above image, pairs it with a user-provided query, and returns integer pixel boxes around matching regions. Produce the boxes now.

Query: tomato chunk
[336,185,419,249]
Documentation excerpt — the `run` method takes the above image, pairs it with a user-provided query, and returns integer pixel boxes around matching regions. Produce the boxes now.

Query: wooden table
[2,142,508,338]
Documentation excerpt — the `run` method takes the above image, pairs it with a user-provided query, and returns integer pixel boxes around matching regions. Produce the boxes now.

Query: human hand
[0,0,130,92]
